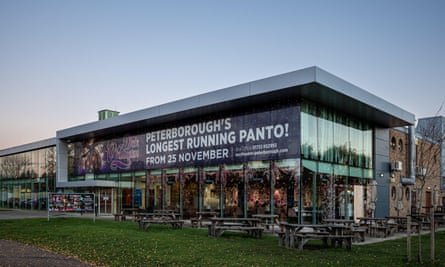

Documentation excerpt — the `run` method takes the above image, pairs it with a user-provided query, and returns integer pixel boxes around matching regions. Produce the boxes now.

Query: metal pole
[430,208,435,261]
[407,215,411,262]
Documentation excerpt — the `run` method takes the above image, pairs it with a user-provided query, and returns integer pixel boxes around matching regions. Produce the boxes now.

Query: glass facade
[61,104,302,219]
[0,147,56,210]
[300,101,374,223]
[2,99,378,224]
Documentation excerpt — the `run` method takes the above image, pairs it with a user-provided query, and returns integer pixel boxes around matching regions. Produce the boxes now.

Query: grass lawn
[0,218,443,266]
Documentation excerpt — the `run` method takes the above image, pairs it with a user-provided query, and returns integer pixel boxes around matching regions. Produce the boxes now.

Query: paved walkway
[0,239,93,267]
[0,209,94,266]
[0,209,49,220]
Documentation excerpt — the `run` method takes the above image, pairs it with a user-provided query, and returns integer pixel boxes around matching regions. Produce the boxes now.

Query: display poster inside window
[48,193,96,220]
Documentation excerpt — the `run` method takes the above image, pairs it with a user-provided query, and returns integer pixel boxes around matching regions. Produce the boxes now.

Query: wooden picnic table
[113,208,139,221]
[386,216,406,231]
[153,209,177,214]
[325,223,353,248]
[252,214,279,233]
[357,217,399,238]
[434,213,445,227]
[208,217,263,238]
[322,219,355,226]
[278,222,353,250]
[138,212,184,230]
[191,211,217,228]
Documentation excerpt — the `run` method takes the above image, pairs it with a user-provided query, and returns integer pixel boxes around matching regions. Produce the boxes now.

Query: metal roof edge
[57,66,319,139]
[314,67,415,125]
[0,137,57,156]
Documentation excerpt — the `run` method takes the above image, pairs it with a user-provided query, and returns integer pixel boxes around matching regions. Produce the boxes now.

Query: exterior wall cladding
[5,66,438,223]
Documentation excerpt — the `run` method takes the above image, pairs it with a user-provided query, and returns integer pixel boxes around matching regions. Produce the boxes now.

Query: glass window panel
[224,164,243,171]
[275,158,299,168]
[183,170,198,218]
[349,167,362,178]
[165,169,179,174]
[183,167,197,173]
[248,161,269,169]
[334,164,349,176]
[301,112,318,160]
[165,172,179,210]
[203,167,220,211]
[333,121,349,165]
[247,164,270,216]
[349,127,363,167]
[318,108,334,162]
[363,169,373,179]
[224,168,243,217]
[150,170,162,176]
[302,159,317,172]
[318,162,333,174]
[148,173,162,209]
[363,129,373,169]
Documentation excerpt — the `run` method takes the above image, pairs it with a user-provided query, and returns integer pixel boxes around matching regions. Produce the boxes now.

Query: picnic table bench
[357,217,398,238]
[137,212,184,230]
[434,213,445,227]
[113,208,139,221]
[139,218,184,230]
[208,217,263,238]
[352,227,366,242]
[279,222,353,250]
[252,214,279,233]
[191,211,217,228]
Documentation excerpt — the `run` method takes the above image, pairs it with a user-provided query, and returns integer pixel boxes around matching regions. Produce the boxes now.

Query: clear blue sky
[1,0,444,149]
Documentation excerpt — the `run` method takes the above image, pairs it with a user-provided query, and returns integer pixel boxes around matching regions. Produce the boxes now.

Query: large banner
[73,106,299,174]
[145,106,300,168]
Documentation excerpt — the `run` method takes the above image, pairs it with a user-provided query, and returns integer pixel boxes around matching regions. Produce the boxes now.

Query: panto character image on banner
[81,138,102,173]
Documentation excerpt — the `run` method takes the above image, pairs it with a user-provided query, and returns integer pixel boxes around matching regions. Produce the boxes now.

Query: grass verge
[0,218,443,266]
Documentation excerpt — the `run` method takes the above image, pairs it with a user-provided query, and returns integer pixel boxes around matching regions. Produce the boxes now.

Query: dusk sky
[1,0,444,150]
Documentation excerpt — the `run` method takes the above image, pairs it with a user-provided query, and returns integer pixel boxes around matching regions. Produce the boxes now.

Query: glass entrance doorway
[98,189,112,215]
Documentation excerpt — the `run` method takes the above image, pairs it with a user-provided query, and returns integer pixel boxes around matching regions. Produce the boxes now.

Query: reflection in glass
[148,172,162,210]
[0,147,56,210]
[224,168,243,217]
[165,170,179,211]
[247,162,270,216]
[203,167,220,211]
[183,168,198,219]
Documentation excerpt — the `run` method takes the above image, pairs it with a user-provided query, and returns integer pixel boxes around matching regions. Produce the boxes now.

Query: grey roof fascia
[56,66,415,141]
[0,138,57,156]
[314,67,415,125]
[56,66,317,140]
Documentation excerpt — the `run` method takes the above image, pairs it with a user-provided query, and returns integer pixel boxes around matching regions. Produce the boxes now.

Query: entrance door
[98,189,112,215]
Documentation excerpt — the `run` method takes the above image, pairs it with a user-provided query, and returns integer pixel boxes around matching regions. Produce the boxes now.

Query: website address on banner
[235,148,288,157]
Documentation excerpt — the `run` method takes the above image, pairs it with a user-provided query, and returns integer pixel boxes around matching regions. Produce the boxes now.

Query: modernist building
[0,66,416,223]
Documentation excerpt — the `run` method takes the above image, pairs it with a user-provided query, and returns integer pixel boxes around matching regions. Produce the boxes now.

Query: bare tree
[0,154,31,208]
[0,154,31,180]
[40,148,56,179]
[415,115,444,263]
